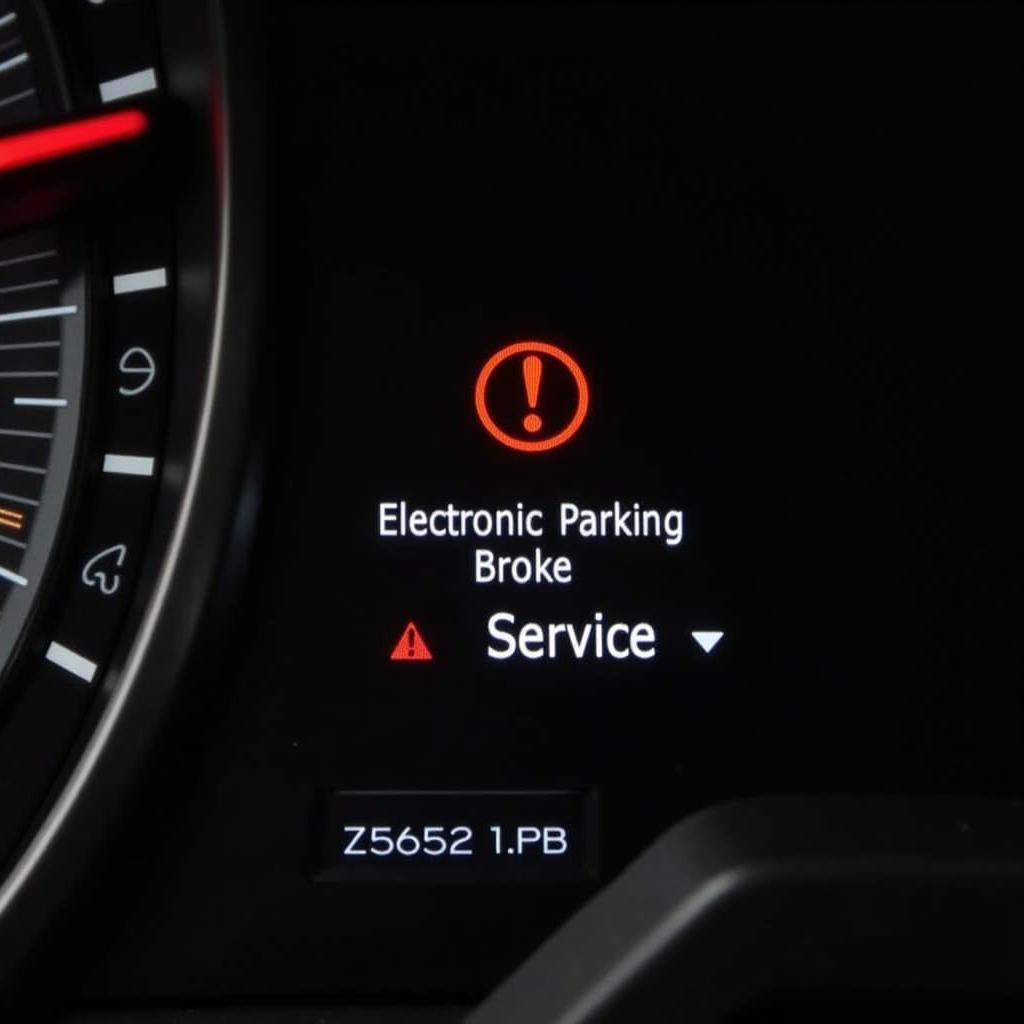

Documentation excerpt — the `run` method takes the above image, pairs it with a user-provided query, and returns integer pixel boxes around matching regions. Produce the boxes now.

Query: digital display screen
[301,165,793,887]
[307,240,757,882]
[364,328,737,680]
[281,13,996,898]
[316,791,597,883]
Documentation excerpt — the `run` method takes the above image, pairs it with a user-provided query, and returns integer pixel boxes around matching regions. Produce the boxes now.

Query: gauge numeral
[81,543,127,596]
[118,347,156,396]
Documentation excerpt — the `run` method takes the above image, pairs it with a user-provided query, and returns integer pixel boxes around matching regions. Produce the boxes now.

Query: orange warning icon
[475,340,589,453]
[390,622,433,661]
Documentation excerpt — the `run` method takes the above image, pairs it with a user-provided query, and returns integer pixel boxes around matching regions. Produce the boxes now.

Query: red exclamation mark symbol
[390,621,433,661]
[522,354,543,434]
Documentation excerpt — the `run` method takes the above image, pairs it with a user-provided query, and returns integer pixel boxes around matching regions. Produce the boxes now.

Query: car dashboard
[0,2,1020,1021]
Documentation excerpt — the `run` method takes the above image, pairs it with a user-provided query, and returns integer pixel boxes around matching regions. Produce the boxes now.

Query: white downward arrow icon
[692,630,724,654]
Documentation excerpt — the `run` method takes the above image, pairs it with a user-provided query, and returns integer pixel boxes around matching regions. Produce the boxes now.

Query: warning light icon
[475,340,589,453]
[390,622,433,662]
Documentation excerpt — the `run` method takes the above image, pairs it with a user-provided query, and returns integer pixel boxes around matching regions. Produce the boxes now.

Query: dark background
[57,2,1022,1008]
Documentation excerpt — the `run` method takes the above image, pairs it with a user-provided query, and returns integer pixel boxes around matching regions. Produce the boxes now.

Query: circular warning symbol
[474,340,589,453]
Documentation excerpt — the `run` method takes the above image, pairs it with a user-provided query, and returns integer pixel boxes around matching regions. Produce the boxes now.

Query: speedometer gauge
[0,0,260,981]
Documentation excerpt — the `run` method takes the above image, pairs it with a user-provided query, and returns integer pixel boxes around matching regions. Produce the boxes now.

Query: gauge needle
[0,107,156,231]
[0,109,149,175]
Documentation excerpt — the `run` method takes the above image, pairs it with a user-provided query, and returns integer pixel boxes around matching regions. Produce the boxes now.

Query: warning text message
[378,500,684,661]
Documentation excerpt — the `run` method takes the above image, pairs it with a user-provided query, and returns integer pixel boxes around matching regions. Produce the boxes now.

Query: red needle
[0,109,149,175]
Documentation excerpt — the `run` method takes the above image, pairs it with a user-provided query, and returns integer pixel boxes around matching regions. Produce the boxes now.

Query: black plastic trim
[470,797,1024,1022]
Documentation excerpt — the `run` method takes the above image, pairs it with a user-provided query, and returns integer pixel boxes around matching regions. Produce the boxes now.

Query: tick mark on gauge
[0,565,27,586]
[0,249,55,269]
[102,454,155,477]
[0,459,45,475]
[0,278,58,296]
[0,88,37,112]
[112,267,167,295]
[0,340,60,351]
[13,396,67,407]
[0,506,24,529]
[98,68,157,103]
[0,53,28,76]
[0,490,38,507]
[45,641,97,684]
[0,427,54,439]
[0,305,77,323]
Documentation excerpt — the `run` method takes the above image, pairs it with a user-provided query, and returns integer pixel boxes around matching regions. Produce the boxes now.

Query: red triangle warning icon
[390,621,433,661]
